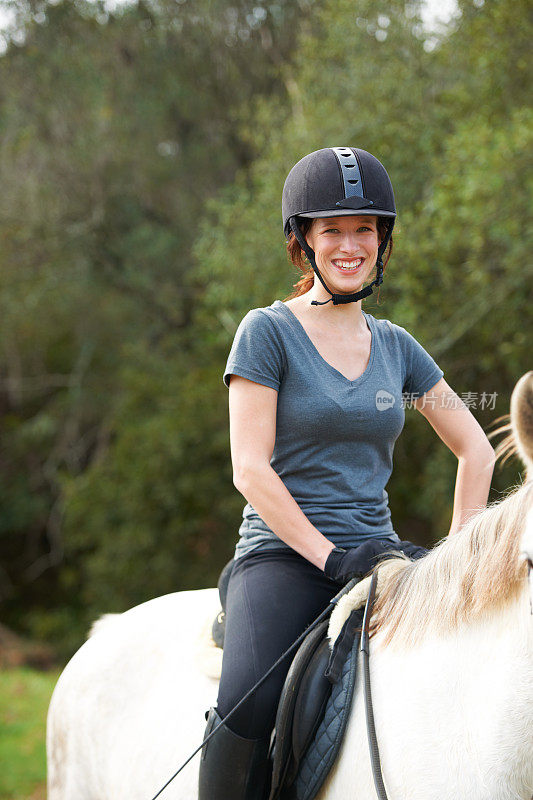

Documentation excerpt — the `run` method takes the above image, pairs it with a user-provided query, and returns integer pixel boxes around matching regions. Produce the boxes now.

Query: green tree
[0,0,307,653]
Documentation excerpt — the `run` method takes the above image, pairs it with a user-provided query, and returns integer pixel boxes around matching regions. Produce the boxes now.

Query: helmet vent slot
[332,147,363,200]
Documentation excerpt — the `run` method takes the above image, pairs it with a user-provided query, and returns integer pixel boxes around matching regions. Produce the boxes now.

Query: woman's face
[305,215,380,295]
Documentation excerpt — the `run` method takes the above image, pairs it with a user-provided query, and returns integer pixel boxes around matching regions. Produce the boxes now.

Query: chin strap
[289,217,387,306]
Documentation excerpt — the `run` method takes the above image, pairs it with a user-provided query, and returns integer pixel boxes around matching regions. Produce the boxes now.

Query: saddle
[212,560,364,800]
[211,558,233,648]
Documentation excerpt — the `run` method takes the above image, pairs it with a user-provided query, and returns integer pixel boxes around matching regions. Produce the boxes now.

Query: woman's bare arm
[228,374,335,569]
[415,377,495,536]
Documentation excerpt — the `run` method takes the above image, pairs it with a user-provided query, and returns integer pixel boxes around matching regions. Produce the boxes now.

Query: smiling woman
[193,146,496,800]
[282,147,396,310]
[286,215,393,300]
[308,215,379,280]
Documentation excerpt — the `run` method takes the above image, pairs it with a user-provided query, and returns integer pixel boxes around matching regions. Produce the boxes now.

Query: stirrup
[198,708,271,800]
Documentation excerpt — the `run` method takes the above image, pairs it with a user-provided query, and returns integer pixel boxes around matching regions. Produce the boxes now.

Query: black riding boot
[198,707,271,800]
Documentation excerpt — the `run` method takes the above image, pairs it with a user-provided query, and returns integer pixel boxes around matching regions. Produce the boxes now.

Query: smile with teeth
[332,258,364,272]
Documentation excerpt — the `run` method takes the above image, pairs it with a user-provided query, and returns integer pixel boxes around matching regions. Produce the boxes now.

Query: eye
[322,228,340,234]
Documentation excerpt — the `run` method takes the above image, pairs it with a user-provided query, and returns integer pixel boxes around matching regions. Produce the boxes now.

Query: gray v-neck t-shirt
[224,300,443,559]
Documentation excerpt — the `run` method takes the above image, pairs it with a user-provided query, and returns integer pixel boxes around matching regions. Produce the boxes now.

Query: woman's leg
[217,548,339,738]
[199,549,338,799]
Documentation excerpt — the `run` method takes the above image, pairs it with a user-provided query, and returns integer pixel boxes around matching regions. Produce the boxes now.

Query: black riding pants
[216,548,339,740]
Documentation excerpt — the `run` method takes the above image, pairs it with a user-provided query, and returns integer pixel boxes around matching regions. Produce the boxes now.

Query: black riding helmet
[282,147,396,305]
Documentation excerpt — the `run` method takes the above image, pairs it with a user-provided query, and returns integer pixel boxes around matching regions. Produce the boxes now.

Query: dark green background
[0,0,531,659]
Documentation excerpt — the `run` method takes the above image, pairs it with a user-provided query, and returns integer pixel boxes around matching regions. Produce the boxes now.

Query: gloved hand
[323,540,397,585]
[398,540,428,560]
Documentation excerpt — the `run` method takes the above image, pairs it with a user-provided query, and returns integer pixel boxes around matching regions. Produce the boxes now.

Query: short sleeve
[223,308,285,390]
[394,324,443,397]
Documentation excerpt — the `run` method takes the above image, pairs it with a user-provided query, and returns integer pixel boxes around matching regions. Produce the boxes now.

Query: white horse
[47,373,533,800]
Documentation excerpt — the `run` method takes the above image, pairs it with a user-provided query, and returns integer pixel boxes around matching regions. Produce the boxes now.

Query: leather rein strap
[360,568,390,800]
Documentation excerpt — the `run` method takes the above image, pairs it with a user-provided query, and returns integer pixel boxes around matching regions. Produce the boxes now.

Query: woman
[198,147,495,800]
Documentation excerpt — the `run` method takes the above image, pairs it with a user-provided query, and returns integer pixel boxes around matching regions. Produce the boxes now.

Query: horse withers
[47,373,533,800]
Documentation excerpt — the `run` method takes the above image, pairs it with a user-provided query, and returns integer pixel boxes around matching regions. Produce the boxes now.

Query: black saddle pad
[269,619,331,797]
[270,607,364,800]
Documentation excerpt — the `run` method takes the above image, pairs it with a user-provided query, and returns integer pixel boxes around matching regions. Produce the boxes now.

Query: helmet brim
[297,208,396,220]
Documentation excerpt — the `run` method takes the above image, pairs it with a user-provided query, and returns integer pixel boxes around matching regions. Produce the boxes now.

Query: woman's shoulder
[365,314,439,381]
[364,312,417,341]
[224,302,288,389]
[230,302,291,353]
[237,300,288,332]
[363,313,432,361]
[363,311,402,338]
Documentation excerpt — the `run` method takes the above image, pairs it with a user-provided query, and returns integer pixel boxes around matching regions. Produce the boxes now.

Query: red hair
[284,218,393,301]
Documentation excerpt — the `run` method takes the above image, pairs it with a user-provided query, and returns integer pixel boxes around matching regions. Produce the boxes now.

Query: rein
[361,567,390,800]
[523,480,533,616]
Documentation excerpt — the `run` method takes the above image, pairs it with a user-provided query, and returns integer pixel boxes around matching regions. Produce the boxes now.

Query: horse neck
[453,588,533,707]
[371,586,533,797]
[398,585,533,725]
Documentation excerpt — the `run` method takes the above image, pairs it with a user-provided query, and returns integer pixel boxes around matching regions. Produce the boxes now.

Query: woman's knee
[217,675,281,739]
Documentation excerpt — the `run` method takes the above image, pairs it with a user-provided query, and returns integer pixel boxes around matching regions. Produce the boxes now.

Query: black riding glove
[398,540,428,560]
[323,540,396,585]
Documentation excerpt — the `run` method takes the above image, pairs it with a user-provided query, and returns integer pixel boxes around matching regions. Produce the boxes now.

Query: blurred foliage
[0,0,531,659]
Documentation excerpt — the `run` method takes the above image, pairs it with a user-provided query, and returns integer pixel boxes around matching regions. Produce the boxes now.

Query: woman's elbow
[484,440,497,467]
[479,441,496,473]
[232,461,270,493]
[459,436,496,469]
[232,468,248,492]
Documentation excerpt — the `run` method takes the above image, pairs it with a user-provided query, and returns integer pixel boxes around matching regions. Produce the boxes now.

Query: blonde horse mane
[490,370,533,474]
[370,482,532,648]
[369,371,533,648]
